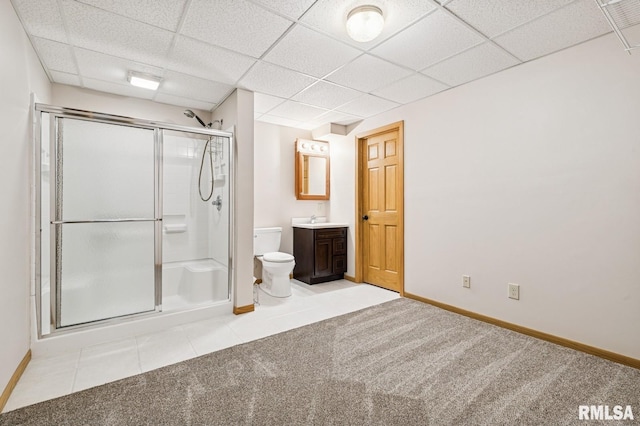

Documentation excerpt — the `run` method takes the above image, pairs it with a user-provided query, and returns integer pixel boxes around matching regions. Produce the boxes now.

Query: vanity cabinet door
[314,238,333,276]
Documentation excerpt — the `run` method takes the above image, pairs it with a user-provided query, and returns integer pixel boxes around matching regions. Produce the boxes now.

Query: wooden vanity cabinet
[293,227,347,284]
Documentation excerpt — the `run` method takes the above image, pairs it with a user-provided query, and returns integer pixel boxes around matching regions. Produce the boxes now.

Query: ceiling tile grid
[75,0,188,32]
[11,0,68,43]
[160,71,235,105]
[373,73,449,104]
[249,0,317,20]
[445,0,576,38]
[74,48,164,87]
[60,0,175,68]
[168,36,257,85]
[493,0,612,62]
[238,62,317,98]
[292,81,362,110]
[422,42,520,87]
[336,94,400,117]
[254,93,287,114]
[32,37,78,75]
[49,71,81,86]
[10,0,616,128]
[268,101,329,122]
[180,0,293,59]
[372,8,485,71]
[300,0,437,50]
[326,54,413,93]
[300,110,363,130]
[263,25,362,78]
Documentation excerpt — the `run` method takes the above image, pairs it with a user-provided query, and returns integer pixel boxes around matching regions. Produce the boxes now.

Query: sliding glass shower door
[52,117,159,327]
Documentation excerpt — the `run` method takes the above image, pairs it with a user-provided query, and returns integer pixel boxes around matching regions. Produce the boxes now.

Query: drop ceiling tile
[336,94,400,117]
[300,0,436,50]
[371,9,484,71]
[292,81,362,110]
[263,25,361,78]
[373,73,448,104]
[75,48,163,86]
[75,0,187,31]
[258,114,302,128]
[422,42,520,87]
[268,101,328,122]
[181,0,293,58]
[168,36,256,84]
[238,62,316,98]
[160,71,235,104]
[251,0,316,20]
[83,77,155,100]
[445,0,574,38]
[254,93,286,114]
[50,71,81,86]
[11,0,68,43]
[301,110,362,129]
[154,93,216,112]
[326,54,413,93]
[60,0,173,68]
[493,0,612,62]
[32,37,77,74]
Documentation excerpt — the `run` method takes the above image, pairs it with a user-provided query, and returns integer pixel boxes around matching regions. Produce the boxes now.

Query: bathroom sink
[292,222,348,229]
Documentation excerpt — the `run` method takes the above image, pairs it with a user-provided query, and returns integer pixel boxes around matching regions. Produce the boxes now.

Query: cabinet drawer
[333,238,346,255]
[315,228,346,240]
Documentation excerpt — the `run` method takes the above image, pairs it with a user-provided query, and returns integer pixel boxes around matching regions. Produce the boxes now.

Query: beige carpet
[1,298,638,425]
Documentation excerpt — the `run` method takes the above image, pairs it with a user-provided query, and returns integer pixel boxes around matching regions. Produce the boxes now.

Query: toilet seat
[263,252,294,263]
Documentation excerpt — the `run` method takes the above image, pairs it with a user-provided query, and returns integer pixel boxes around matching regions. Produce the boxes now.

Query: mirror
[295,139,330,200]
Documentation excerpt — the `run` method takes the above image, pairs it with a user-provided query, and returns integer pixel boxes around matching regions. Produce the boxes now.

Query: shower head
[183,109,207,128]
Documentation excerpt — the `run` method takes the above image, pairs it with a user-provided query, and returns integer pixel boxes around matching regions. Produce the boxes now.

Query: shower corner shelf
[595,0,640,54]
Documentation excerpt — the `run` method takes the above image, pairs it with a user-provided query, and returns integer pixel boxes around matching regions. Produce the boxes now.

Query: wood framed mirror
[295,139,330,200]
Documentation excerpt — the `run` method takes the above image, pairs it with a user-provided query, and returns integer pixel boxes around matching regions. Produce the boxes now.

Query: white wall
[332,31,640,359]
[0,1,51,395]
[212,89,255,309]
[254,121,331,254]
[52,85,209,127]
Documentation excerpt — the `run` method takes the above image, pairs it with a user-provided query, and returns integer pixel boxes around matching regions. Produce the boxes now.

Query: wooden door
[358,123,403,293]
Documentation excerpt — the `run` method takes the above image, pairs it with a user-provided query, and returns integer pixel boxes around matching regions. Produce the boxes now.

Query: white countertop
[292,222,349,229]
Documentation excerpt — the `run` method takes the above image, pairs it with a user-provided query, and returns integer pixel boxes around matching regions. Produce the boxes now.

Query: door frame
[354,121,405,295]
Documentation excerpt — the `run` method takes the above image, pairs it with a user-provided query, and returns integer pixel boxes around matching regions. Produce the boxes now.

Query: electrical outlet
[508,283,520,300]
[462,275,471,288]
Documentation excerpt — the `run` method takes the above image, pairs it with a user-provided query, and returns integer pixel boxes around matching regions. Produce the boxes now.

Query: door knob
[362,215,369,220]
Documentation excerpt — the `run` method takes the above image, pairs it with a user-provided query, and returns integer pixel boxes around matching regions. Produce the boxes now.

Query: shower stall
[34,104,233,339]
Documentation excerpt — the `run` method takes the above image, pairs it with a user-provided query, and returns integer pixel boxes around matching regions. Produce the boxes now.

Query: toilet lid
[263,252,294,263]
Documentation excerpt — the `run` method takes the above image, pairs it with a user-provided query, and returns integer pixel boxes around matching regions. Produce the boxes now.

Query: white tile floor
[2,280,398,413]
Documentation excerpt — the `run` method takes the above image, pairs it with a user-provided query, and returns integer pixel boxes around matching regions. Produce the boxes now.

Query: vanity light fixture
[128,71,161,90]
[346,5,384,42]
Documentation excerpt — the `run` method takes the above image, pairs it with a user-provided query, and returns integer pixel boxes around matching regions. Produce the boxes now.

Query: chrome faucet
[310,214,317,224]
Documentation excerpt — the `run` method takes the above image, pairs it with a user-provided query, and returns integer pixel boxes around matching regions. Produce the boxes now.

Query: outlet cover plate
[508,283,519,300]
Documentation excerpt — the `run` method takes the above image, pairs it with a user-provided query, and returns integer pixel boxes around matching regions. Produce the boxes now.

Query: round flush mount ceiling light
[346,5,384,42]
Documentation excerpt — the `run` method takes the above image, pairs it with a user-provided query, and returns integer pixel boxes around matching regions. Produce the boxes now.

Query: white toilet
[254,227,295,298]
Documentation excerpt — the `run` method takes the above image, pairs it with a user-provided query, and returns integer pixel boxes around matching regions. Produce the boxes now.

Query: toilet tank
[254,227,282,256]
